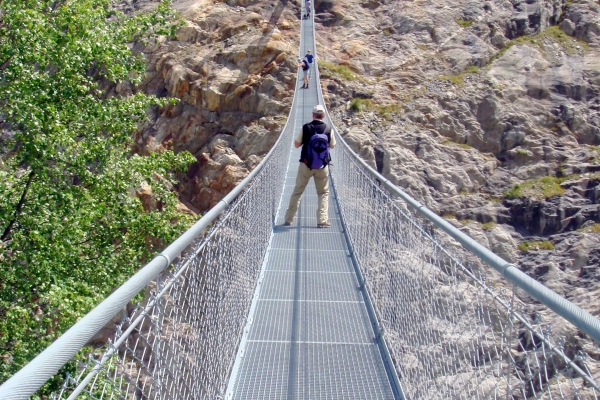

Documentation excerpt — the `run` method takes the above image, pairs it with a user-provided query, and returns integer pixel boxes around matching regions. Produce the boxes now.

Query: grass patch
[376,102,403,117]
[319,60,364,82]
[456,19,473,28]
[444,139,473,149]
[460,219,476,225]
[438,66,480,85]
[544,25,589,53]
[490,25,590,64]
[481,222,496,230]
[442,212,456,219]
[518,240,555,252]
[585,145,600,163]
[350,98,372,112]
[439,74,464,85]
[589,172,600,180]
[503,185,522,198]
[349,98,402,116]
[586,145,600,152]
[503,175,578,199]
[516,148,529,156]
[578,223,600,233]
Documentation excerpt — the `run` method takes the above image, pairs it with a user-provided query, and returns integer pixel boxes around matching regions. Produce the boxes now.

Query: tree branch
[1,168,35,241]
[0,56,12,71]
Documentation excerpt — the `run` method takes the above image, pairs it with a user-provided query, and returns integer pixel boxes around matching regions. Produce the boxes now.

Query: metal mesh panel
[51,97,296,400]
[329,139,600,399]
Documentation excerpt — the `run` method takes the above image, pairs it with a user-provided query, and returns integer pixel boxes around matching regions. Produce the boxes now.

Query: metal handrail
[0,63,301,400]
[311,58,600,345]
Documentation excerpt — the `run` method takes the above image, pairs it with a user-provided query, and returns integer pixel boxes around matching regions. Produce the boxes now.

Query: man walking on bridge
[284,104,336,228]
[305,49,314,79]
[298,56,310,89]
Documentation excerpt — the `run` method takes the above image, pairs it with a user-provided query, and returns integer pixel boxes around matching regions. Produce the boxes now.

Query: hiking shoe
[317,222,331,228]
[284,222,291,226]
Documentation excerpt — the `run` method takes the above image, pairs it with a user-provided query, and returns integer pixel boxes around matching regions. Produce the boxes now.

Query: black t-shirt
[299,120,331,164]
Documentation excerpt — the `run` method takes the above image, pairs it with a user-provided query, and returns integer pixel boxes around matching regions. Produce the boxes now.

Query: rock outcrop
[120,0,300,211]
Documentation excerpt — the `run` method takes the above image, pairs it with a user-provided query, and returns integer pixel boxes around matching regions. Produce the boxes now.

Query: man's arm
[295,127,303,148]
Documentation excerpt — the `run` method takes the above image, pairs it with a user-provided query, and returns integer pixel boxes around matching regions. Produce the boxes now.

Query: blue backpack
[306,123,331,169]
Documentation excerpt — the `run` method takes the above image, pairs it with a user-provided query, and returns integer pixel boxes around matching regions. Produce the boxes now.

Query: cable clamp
[157,253,171,266]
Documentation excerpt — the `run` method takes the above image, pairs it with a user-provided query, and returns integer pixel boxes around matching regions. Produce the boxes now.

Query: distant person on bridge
[305,49,314,78]
[298,57,310,89]
[284,104,336,228]
[304,0,311,19]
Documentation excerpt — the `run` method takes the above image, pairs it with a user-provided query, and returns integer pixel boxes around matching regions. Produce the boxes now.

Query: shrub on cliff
[0,0,193,393]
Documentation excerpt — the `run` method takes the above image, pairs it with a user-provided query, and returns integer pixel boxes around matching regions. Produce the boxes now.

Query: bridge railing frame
[3,5,600,398]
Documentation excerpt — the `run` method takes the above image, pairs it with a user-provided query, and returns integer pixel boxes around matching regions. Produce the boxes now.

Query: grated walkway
[226,10,398,400]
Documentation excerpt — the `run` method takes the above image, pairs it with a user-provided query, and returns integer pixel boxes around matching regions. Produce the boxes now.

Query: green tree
[0,0,194,392]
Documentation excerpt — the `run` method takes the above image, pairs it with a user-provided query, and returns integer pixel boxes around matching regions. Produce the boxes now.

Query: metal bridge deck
[226,11,397,400]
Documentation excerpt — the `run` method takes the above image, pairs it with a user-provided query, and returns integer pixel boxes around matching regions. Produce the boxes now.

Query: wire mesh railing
[54,150,291,399]
[59,125,294,399]
[63,144,291,399]
[313,66,600,399]
[329,144,600,398]
[57,154,291,399]
[0,68,298,400]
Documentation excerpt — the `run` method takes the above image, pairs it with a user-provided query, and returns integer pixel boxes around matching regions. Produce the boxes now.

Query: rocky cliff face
[315,0,600,312]
[119,0,300,211]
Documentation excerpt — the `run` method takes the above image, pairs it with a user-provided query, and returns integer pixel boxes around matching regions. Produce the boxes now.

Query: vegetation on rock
[443,139,474,150]
[350,98,372,112]
[481,222,496,230]
[503,176,578,199]
[490,25,589,64]
[0,0,194,393]
[349,98,402,117]
[456,19,473,28]
[438,66,480,85]
[319,60,363,82]
[578,224,600,233]
[517,240,555,252]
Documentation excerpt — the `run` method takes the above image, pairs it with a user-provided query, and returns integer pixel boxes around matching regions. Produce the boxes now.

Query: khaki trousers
[284,163,329,225]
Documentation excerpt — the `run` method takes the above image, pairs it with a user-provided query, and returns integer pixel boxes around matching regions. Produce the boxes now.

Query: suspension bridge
[2,5,600,400]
